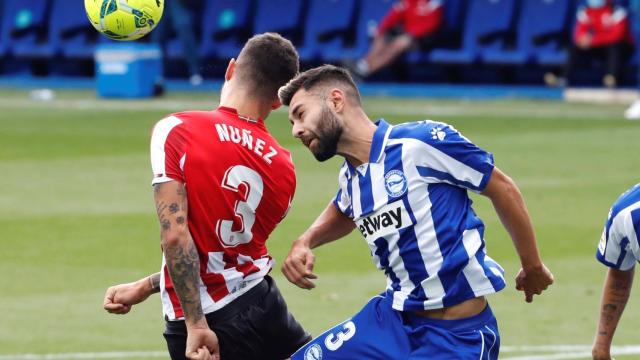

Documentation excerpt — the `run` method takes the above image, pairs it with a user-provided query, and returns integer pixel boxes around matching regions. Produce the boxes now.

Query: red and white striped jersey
[150,107,296,320]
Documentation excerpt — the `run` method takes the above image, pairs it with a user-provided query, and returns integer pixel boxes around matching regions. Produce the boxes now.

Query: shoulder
[610,184,640,219]
[388,119,462,144]
[607,184,640,237]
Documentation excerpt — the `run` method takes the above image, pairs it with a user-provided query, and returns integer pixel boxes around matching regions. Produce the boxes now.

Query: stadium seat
[406,0,467,64]
[253,0,306,45]
[429,0,518,65]
[199,0,253,60]
[51,0,99,59]
[482,0,572,66]
[297,0,358,62]
[3,0,55,58]
[0,1,6,58]
[322,0,393,61]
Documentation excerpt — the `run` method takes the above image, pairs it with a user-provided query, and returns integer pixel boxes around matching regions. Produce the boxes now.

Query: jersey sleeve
[597,208,638,271]
[406,121,495,193]
[332,164,353,218]
[150,116,187,185]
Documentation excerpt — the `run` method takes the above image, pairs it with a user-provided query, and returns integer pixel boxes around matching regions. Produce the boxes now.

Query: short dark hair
[235,33,299,101]
[278,64,361,106]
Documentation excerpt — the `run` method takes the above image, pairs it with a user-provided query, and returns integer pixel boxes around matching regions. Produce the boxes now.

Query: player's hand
[185,326,220,360]
[103,280,152,315]
[515,263,554,303]
[282,239,318,290]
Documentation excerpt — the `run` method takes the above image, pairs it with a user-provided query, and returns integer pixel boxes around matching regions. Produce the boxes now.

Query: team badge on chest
[384,170,408,198]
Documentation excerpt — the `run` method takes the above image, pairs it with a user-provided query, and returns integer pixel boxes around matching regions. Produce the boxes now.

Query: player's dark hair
[278,64,361,106]
[235,32,300,101]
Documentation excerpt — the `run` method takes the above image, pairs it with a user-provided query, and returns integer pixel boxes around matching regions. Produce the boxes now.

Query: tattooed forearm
[148,272,161,294]
[594,268,634,347]
[153,182,203,324]
[164,237,204,322]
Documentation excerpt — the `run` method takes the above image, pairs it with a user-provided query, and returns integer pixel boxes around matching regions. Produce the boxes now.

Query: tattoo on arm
[153,182,204,324]
[148,272,161,294]
[164,238,204,321]
[594,269,635,347]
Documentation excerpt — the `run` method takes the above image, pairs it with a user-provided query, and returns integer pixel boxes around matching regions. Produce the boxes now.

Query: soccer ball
[84,0,164,41]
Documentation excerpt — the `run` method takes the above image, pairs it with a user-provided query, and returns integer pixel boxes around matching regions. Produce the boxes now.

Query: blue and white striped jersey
[597,184,640,271]
[333,120,506,311]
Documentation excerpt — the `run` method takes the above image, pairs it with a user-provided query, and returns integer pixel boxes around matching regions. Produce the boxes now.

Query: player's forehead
[289,88,320,116]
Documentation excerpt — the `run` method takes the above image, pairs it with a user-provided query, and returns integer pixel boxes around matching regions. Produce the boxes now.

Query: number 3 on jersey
[216,165,264,247]
[325,321,356,351]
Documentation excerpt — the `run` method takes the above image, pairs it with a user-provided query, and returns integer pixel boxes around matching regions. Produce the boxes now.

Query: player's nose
[291,123,304,139]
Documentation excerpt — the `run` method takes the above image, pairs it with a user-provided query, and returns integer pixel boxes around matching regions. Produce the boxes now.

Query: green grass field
[1,88,639,359]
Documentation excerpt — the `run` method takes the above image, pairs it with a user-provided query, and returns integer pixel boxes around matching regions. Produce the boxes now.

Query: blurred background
[1,1,640,360]
[0,0,639,89]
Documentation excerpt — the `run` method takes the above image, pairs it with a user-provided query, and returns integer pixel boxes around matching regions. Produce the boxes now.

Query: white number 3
[216,165,264,247]
[324,321,356,351]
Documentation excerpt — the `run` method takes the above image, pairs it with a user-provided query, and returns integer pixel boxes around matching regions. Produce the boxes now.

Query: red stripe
[163,265,183,319]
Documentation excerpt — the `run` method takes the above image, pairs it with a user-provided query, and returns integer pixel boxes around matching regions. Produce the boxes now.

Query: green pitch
[1,89,639,359]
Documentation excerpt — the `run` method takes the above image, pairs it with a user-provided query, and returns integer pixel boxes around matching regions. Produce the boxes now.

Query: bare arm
[154,181,218,359]
[103,272,161,315]
[481,167,554,302]
[592,267,635,360]
[282,202,355,289]
[299,202,356,249]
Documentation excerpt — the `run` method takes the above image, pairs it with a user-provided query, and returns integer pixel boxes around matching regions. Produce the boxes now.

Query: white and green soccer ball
[85,0,164,41]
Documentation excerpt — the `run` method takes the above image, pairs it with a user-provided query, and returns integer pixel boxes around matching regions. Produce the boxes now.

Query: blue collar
[369,119,392,164]
[345,119,392,178]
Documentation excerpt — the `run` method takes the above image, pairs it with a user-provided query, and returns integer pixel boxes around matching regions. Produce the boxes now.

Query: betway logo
[355,200,412,240]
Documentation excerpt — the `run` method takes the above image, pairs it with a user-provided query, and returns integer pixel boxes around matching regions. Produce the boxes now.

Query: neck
[220,88,271,121]
[336,108,377,167]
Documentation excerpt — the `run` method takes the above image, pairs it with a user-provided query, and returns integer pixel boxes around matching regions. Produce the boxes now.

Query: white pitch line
[0,351,167,360]
[2,346,640,360]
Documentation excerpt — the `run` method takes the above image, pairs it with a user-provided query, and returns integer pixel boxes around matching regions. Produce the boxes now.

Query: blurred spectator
[545,0,633,88]
[625,0,640,119]
[347,0,443,79]
[152,0,203,86]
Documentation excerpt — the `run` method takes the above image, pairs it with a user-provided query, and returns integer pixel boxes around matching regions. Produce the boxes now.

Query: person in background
[152,0,203,87]
[545,0,633,88]
[348,0,443,80]
[624,0,640,119]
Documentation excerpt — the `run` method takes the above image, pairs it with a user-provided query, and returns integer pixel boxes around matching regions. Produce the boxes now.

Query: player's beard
[311,105,343,162]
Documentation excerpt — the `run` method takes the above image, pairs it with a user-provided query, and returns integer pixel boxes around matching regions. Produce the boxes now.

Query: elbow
[161,230,188,249]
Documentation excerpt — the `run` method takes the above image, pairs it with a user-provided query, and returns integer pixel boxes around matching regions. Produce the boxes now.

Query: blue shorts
[292,295,499,360]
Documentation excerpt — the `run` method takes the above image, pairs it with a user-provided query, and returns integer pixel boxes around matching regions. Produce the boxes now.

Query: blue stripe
[475,251,506,293]
[376,142,405,300]
[358,167,375,216]
[632,208,640,251]
[427,183,479,307]
[346,177,354,218]
[615,237,630,269]
[374,237,401,293]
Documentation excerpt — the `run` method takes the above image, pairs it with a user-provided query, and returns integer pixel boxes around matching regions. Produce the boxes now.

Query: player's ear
[329,89,345,113]
[225,58,236,81]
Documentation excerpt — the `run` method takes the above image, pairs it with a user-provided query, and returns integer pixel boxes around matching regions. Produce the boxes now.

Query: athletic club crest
[304,344,323,360]
[384,170,408,198]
